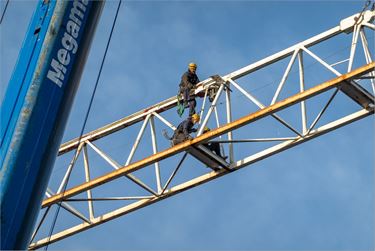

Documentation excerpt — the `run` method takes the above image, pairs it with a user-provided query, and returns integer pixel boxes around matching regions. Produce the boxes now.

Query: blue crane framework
[0,0,374,249]
[1,0,104,249]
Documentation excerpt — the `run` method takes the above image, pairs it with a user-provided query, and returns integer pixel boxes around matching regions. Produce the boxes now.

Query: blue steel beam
[0,0,104,249]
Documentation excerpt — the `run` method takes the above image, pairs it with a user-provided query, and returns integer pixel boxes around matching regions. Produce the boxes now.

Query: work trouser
[172,132,188,146]
[204,142,221,157]
[181,85,196,116]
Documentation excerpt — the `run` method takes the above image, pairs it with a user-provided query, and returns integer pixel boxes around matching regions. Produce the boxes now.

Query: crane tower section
[30,10,374,249]
[0,0,104,249]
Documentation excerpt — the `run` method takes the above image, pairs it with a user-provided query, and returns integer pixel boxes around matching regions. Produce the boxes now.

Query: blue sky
[1,0,374,250]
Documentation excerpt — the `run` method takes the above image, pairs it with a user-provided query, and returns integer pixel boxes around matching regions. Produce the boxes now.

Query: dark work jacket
[179,70,200,90]
[175,118,197,137]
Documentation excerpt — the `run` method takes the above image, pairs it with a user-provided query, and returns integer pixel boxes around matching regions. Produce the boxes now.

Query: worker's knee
[172,133,187,146]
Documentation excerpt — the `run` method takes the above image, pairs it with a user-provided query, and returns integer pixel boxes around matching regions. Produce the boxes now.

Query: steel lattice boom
[29,10,375,249]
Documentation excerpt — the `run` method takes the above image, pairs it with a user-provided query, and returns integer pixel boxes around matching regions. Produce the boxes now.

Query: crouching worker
[203,127,227,160]
[170,114,200,146]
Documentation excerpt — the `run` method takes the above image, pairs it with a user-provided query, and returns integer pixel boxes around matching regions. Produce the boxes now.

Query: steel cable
[0,0,10,24]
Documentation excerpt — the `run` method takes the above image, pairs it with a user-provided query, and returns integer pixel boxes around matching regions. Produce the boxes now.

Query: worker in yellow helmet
[168,114,200,146]
[179,62,200,116]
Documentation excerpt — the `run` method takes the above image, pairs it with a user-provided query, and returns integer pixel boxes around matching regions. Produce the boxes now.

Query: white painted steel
[271,49,299,105]
[31,10,375,248]
[161,152,188,194]
[230,110,371,169]
[307,88,340,134]
[228,79,302,136]
[57,143,84,193]
[57,10,374,155]
[301,47,372,107]
[226,27,341,81]
[83,145,95,220]
[362,22,375,30]
[360,29,373,64]
[330,58,350,67]
[197,84,225,136]
[212,137,298,143]
[199,88,209,124]
[340,10,373,31]
[125,114,151,166]
[45,189,90,224]
[301,46,342,76]
[30,207,50,244]
[57,77,216,155]
[348,25,360,72]
[150,117,162,193]
[228,79,264,108]
[85,141,120,169]
[65,196,154,201]
[152,112,176,130]
[298,51,307,135]
[86,141,157,196]
[213,106,225,156]
[30,108,373,250]
[224,9,374,81]
[359,29,375,94]
[213,105,221,129]
[225,86,234,163]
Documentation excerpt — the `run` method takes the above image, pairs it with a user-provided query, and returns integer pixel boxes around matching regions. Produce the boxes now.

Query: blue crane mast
[0,0,104,249]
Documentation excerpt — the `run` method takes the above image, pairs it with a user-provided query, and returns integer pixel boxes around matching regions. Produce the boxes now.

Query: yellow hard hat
[188,62,197,69]
[191,113,200,122]
[203,126,210,133]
